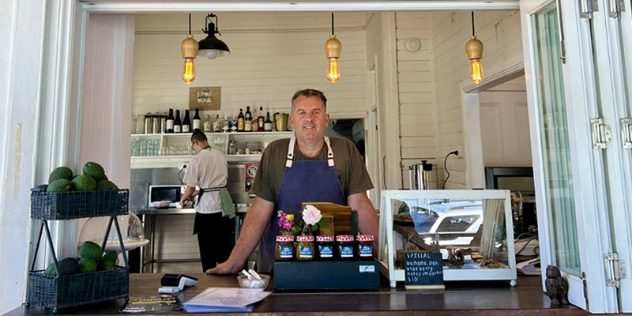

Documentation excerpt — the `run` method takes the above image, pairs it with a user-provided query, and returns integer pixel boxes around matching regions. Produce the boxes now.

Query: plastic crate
[26,267,129,312]
[30,189,129,220]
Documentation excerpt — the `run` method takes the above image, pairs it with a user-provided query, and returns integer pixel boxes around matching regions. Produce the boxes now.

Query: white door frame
[461,62,525,189]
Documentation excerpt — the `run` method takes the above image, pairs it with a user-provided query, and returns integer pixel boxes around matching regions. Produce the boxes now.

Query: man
[208,89,379,274]
[180,130,234,272]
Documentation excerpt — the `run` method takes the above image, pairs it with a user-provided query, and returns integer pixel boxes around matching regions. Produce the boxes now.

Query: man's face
[290,95,329,142]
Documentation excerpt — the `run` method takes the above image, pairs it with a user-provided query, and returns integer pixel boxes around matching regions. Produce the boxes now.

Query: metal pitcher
[408,160,436,190]
[275,113,288,131]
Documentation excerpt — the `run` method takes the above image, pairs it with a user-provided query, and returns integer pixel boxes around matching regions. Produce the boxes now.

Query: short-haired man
[208,89,378,274]
[180,130,234,271]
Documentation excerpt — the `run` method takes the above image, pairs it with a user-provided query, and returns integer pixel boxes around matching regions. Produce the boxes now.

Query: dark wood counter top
[6,273,588,316]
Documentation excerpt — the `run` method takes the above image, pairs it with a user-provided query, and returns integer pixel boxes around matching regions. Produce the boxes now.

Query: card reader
[158,274,198,294]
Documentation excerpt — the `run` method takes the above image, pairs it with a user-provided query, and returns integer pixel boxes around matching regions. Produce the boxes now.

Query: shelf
[130,154,263,169]
[132,131,293,137]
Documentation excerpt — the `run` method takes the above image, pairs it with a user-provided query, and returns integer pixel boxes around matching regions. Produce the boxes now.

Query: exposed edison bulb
[327,58,340,83]
[469,59,484,84]
[181,58,196,84]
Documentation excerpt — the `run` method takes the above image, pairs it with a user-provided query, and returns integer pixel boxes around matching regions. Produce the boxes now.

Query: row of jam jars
[275,234,375,261]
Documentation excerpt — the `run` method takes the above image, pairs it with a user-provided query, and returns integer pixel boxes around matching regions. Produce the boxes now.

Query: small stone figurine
[545,265,569,305]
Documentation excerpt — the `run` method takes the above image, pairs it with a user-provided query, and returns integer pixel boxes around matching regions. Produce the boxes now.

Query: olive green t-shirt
[252,137,374,204]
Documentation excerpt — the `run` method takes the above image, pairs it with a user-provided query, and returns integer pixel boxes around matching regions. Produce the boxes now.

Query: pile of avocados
[44,241,117,277]
[45,162,118,193]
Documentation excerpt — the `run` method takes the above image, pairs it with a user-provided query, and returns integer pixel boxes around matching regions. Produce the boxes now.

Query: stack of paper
[183,288,271,313]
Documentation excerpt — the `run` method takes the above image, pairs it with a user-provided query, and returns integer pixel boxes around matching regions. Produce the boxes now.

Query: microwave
[148,185,183,208]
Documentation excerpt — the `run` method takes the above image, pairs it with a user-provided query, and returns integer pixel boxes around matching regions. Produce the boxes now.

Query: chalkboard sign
[404,252,444,289]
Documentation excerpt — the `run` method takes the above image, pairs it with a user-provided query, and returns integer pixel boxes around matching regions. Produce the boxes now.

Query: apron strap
[196,186,224,207]
[285,137,335,168]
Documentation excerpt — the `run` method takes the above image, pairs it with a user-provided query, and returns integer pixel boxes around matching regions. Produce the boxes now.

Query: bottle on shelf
[166,109,175,133]
[264,112,273,132]
[238,109,245,132]
[182,109,191,133]
[174,110,182,133]
[230,115,238,133]
[222,116,230,133]
[203,114,212,132]
[244,106,252,132]
[228,140,236,155]
[213,114,221,133]
[193,108,201,131]
[258,106,265,131]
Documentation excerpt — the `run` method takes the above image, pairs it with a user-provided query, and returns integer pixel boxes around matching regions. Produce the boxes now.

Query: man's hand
[206,261,240,275]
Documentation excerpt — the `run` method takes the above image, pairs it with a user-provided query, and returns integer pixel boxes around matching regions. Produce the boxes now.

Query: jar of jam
[336,235,355,259]
[296,235,315,260]
[275,235,294,261]
[356,235,374,260]
[316,235,334,260]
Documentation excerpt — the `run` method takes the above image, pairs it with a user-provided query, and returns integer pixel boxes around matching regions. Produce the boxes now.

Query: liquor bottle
[231,115,238,132]
[238,109,245,132]
[258,106,265,131]
[174,110,182,133]
[264,112,272,132]
[182,110,191,133]
[244,106,252,132]
[222,116,230,133]
[166,109,175,133]
[213,114,221,133]
[193,108,201,131]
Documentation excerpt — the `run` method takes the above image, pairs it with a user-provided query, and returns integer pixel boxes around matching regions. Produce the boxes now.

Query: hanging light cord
[471,11,475,36]
[189,13,191,35]
[331,12,335,35]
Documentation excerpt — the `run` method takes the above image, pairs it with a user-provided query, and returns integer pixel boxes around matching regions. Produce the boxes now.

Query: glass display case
[378,190,517,287]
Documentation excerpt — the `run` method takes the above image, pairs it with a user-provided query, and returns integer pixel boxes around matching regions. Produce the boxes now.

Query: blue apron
[258,137,346,273]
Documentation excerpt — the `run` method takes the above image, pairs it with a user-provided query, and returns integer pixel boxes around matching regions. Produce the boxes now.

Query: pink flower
[302,205,322,226]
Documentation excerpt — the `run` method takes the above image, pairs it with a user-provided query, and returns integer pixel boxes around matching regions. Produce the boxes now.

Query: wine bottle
[174,110,182,133]
[258,106,265,131]
[238,109,244,132]
[166,109,175,133]
[245,106,252,132]
[264,112,272,132]
[182,110,191,133]
[213,114,221,133]
[193,108,201,131]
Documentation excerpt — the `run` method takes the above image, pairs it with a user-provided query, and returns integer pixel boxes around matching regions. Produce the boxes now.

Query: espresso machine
[408,160,437,190]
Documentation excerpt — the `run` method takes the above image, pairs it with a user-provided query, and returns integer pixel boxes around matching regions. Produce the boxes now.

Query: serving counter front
[6,273,588,316]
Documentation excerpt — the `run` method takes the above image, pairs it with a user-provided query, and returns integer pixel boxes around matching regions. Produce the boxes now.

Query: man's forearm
[225,197,274,270]
[181,186,196,203]
[348,192,379,255]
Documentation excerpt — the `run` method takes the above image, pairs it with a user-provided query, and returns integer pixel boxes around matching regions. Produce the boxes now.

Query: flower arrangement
[277,205,329,236]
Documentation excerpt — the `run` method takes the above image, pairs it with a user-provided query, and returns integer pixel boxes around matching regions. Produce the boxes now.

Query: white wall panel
[431,10,523,188]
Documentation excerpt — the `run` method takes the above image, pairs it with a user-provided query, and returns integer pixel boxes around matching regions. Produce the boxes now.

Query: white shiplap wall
[430,10,522,188]
[133,12,367,119]
[395,12,437,189]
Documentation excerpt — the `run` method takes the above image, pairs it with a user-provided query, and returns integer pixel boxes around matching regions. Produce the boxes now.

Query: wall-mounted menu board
[404,251,445,290]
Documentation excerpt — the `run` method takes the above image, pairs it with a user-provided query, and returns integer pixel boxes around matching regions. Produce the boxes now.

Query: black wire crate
[30,189,129,220]
[26,267,129,312]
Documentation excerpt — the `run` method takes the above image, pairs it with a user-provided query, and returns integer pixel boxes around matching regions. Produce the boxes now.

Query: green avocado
[79,241,102,261]
[79,258,97,273]
[43,258,80,276]
[102,251,117,262]
[46,179,72,193]
[98,259,116,271]
[71,175,97,191]
[48,167,73,183]
[83,162,106,182]
[97,180,118,191]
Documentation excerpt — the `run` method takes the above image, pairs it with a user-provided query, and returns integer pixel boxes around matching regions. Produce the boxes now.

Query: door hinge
[604,253,626,288]
[591,118,612,149]
[621,118,632,148]
[609,0,625,18]
[580,0,599,19]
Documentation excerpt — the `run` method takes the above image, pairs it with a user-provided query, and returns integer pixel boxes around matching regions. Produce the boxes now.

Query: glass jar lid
[276,235,295,242]
[296,235,314,242]
[316,235,334,242]
[336,235,354,242]
[356,234,374,242]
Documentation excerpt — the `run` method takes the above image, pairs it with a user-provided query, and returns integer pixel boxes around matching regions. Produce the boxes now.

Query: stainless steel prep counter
[135,206,249,273]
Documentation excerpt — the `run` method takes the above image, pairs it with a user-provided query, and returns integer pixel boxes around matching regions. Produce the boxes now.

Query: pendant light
[198,13,231,60]
[465,11,484,84]
[324,12,341,83]
[181,13,198,84]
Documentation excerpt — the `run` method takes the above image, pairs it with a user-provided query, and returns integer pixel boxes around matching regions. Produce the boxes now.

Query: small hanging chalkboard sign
[404,251,445,290]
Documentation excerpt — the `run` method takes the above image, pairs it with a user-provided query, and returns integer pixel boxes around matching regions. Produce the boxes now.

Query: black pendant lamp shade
[198,13,230,59]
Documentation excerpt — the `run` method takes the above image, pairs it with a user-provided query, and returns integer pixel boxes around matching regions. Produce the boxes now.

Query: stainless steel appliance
[408,160,437,190]
[148,185,183,208]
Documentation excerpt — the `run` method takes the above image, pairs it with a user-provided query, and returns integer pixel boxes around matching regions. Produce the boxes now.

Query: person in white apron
[207,89,379,275]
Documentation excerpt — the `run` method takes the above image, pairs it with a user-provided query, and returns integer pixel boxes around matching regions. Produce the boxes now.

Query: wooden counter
[6,273,588,316]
